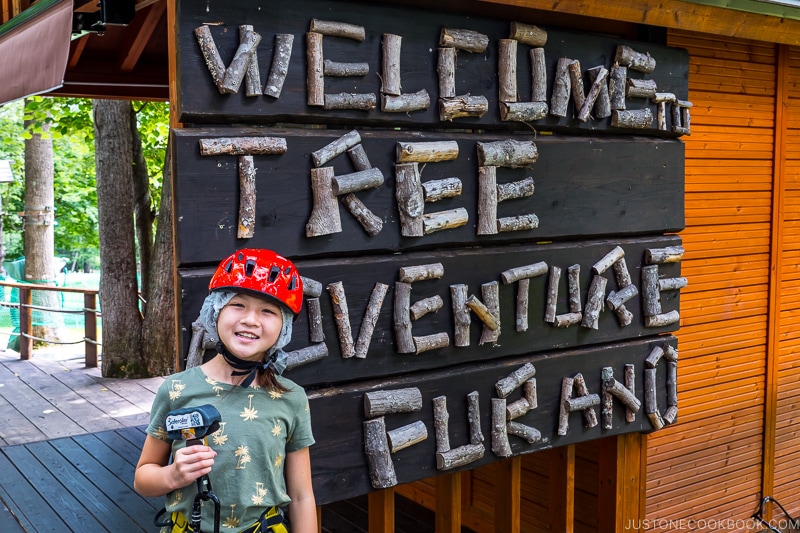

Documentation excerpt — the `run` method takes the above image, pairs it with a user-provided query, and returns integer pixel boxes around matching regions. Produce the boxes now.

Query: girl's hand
[169,444,217,487]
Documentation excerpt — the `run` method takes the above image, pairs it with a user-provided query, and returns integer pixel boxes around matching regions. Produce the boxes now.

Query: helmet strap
[216,341,276,388]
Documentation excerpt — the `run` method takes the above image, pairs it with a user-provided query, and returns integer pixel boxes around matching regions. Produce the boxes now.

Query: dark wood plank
[174,128,685,266]
[0,361,86,440]
[4,356,123,433]
[42,360,154,428]
[0,383,46,446]
[0,450,70,531]
[94,425,149,466]
[24,440,141,531]
[307,335,677,504]
[176,0,689,137]
[0,500,27,533]
[73,432,139,483]
[1,444,107,531]
[180,235,683,388]
[50,437,162,529]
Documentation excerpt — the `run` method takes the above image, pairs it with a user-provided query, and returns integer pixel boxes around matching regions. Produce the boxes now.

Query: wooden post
[600,433,647,532]
[84,291,98,368]
[436,472,462,533]
[549,445,575,533]
[368,488,395,533]
[495,457,522,533]
[18,286,32,360]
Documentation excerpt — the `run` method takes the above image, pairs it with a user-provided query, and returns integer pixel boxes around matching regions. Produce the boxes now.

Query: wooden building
[1,0,800,531]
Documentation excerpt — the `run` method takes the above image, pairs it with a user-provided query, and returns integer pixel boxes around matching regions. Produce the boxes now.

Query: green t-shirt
[147,366,315,532]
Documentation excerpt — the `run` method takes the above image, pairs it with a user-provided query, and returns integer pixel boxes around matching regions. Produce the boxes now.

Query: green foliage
[0,97,169,270]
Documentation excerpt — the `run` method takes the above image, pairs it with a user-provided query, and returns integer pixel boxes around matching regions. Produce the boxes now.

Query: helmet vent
[269,265,280,282]
[284,266,292,275]
[223,259,233,273]
[288,274,298,291]
[245,259,257,276]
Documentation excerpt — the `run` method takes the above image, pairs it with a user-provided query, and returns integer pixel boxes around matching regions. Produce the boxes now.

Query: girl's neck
[201,354,246,386]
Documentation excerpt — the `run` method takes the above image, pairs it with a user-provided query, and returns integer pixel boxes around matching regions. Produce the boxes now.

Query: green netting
[0,258,100,350]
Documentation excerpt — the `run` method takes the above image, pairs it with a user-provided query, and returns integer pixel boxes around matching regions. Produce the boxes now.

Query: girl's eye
[262,308,277,315]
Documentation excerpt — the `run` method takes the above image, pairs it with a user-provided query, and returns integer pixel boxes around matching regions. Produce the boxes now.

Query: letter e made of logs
[395,263,450,354]
[476,140,538,236]
[642,246,686,328]
[395,140,468,237]
[307,20,377,110]
[198,136,288,238]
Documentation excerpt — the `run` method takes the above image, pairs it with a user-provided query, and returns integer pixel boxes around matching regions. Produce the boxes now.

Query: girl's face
[217,293,284,361]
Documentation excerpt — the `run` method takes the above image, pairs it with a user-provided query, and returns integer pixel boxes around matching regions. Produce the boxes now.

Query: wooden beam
[118,1,166,72]
[476,0,800,45]
[436,471,462,533]
[68,36,89,70]
[762,42,788,508]
[494,456,522,533]
[368,488,395,533]
[548,445,575,533]
[618,433,647,529]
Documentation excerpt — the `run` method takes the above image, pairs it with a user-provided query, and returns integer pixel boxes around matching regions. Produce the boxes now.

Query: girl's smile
[216,293,284,361]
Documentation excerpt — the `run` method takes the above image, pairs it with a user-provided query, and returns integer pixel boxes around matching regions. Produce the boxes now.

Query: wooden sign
[173,128,684,266]
[170,0,690,504]
[176,0,690,137]
[303,335,678,504]
[179,236,684,388]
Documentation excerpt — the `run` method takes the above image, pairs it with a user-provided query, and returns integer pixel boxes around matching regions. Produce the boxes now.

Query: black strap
[216,342,276,388]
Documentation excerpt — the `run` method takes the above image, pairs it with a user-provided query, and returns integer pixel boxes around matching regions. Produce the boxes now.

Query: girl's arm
[285,447,317,532]
[134,434,218,497]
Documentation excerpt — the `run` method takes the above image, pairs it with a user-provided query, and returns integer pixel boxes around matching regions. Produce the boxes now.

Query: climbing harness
[154,506,289,533]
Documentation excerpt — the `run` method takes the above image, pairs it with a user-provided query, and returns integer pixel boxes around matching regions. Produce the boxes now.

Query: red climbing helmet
[209,249,303,315]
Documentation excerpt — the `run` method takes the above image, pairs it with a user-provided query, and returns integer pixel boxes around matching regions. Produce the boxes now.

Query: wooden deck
[0,349,469,533]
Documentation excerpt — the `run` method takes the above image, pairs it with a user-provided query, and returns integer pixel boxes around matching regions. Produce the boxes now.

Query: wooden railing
[0,280,100,367]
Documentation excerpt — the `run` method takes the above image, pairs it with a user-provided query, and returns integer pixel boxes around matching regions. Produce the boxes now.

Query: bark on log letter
[264,34,294,98]
[239,26,262,97]
[237,155,256,238]
[550,58,573,118]
[306,32,324,106]
[364,387,423,417]
[312,130,362,167]
[306,167,342,237]
[219,29,262,95]
[615,45,656,73]
[609,66,627,110]
[395,163,424,237]
[396,141,459,163]
[477,140,538,168]
[327,281,355,358]
[498,39,518,103]
[353,282,389,358]
[364,418,397,488]
[382,34,402,96]
[509,21,547,46]
[194,25,226,89]
[309,19,366,41]
[438,47,456,98]
[439,27,489,53]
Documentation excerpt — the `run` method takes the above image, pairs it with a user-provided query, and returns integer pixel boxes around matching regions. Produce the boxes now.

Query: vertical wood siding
[645,30,776,524]
[773,46,800,515]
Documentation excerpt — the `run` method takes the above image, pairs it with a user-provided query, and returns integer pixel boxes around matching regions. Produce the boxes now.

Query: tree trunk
[141,137,176,376]
[129,104,154,309]
[23,105,64,345]
[93,99,144,378]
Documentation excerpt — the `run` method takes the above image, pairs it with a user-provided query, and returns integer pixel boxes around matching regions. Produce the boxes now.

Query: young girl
[135,249,316,533]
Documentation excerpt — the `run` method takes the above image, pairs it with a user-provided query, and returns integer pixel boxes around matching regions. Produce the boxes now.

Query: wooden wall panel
[644,29,775,524]
[772,45,800,516]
